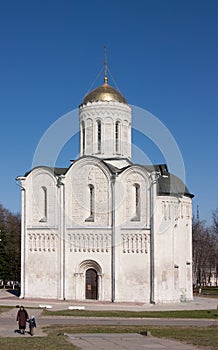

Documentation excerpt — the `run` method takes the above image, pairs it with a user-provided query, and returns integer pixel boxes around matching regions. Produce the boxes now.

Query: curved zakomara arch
[23,166,58,227]
[24,166,57,187]
[118,165,151,226]
[119,164,151,183]
[77,259,102,275]
[67,156,112,183]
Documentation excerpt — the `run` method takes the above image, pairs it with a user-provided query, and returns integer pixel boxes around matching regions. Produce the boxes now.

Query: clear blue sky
[0,0,217,224]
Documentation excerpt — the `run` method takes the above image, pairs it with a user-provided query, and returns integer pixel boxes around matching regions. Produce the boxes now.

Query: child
[29,315,36,336]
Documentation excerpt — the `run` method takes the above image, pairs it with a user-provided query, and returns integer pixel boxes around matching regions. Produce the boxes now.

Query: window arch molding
[78,259,102,275]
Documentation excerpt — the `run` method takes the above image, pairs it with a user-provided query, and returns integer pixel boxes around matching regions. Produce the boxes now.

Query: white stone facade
[80,101,131,159]
[18,79,193,303]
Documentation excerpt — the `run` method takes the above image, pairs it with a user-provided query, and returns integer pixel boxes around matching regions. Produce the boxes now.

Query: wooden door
[85,268,98,300]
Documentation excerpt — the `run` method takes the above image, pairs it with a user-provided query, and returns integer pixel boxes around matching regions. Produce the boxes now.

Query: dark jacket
[16,308,29,327]
[29,317,36,328]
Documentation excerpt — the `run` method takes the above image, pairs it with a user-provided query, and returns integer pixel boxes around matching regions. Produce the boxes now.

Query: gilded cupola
[82,76,128,105]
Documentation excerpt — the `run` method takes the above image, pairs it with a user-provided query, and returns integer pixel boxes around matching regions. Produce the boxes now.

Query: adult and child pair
[16,305,36,336]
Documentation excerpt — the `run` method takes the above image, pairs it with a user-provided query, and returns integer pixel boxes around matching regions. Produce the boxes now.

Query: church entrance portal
[85,268,98,300]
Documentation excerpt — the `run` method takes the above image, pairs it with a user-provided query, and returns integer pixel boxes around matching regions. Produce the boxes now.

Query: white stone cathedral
[17,73,193,303]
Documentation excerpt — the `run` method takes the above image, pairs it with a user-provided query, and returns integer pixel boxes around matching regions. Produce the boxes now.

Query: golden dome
[82,77,128,105]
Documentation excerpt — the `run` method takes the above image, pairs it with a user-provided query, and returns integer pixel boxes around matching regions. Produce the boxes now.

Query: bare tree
[210,209,218,286]
[192,217,216,286]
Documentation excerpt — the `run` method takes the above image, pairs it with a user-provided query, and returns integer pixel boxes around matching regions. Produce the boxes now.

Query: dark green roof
[24,166,68,177]
[157,173,193,198]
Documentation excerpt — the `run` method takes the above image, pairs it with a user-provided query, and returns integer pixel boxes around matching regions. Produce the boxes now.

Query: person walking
[29,315,36,336]
[16,305,29,335]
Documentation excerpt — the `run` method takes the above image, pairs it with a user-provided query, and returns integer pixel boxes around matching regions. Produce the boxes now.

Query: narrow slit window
[135,184,140,217]
[82,121,85,155]
[39,186,47,222]
[131,183,140,221]
[115,121,120,154]
[97,120,101,153]
[85,184,94,222]
[90,185,94,217]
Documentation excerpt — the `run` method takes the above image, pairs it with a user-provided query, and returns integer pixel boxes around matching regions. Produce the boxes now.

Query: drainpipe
[16,177,26,299]
[111,173,116,302]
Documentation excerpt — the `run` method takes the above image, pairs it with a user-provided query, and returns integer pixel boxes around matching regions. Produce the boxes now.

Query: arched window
[131,183,140,221]
[135,184,140,217]
[115,121,120,154]
[39,186,47,222]
[85,184,94,222]
[97,120,101,153]
[82,120,85,155]
[89,185,94,217]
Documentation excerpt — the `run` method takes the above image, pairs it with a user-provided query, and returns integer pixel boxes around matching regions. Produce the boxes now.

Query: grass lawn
[153,325,218,349]
[43,308,218,318]
[1,325,217,350]
[0,332,79,349]
[202,287,218,294]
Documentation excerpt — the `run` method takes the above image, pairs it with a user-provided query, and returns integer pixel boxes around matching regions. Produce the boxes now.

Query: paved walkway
[0,289,217,349]
[0,288,217,311]
[67,333,203,350]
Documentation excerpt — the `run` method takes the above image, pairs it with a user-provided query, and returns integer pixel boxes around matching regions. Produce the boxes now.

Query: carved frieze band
[121,233,148,254]
[28,233,57,252]
[162,200,191,221]
[68,233,111,253]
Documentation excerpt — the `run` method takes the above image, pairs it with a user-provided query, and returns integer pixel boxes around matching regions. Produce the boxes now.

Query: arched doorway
[76,260,102,300]
[85,268,98,300]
